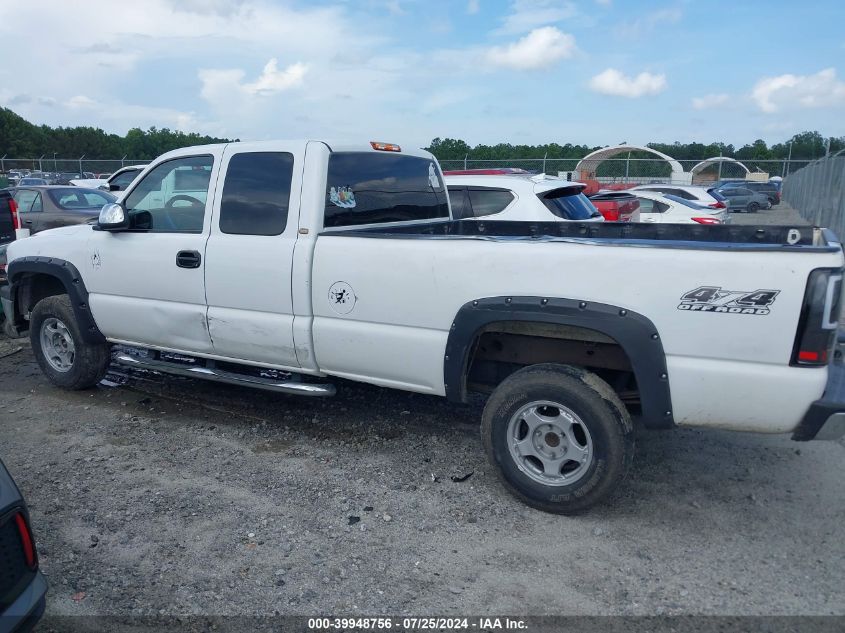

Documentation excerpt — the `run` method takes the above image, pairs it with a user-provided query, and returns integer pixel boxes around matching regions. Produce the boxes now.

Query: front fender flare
[6,256,105,344]
[444,296,674,429]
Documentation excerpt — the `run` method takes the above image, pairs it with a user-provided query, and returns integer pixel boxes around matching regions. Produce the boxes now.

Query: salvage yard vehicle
[3,140,845,514]
[11,186,116,235]
[0,458,47,633]
[445,174,604,222]
[633,190,728,224]
[716,186,771,213]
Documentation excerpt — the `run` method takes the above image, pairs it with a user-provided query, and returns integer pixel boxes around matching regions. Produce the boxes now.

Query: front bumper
[793,361,845,441]
[0,570,47,633]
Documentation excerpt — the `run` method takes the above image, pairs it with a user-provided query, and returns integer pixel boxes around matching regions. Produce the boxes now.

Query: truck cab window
[219,152,294,236]
[123,156,213,233]
[324,153,449,228]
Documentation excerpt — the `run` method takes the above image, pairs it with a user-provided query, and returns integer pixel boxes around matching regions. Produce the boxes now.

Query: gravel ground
[1,202,843,619]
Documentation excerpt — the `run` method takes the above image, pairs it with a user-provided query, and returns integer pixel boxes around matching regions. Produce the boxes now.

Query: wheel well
[15,272,67,320]
[464,321,641,413]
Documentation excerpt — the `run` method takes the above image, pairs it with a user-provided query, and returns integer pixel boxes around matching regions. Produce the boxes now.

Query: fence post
[463,154,468,170]
[542,152,547,174]
[1,155,5,173]
[38,155,45,172]
[79,155,85,174]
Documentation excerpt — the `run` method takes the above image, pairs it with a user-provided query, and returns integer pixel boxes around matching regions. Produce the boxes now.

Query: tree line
[1,106,842,164]
[0,107,233,160]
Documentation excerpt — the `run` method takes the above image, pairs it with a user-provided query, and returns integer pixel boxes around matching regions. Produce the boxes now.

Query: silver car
[716,187,771,213]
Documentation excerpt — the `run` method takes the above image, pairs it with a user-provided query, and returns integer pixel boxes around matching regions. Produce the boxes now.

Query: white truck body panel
[6,139,843,438]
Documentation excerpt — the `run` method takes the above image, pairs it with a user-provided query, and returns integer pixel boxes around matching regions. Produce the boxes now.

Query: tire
[29,294,110,390]
[481,363,634,514]
[747,202,759,213]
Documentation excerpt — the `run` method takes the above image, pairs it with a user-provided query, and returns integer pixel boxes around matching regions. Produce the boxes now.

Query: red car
[588,191,641,222]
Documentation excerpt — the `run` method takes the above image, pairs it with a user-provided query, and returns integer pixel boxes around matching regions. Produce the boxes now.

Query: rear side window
[220,152,293,236]
[467,188,514,217]
[324,153,449,228]
[540,190,599,220]
[448,187,470,219]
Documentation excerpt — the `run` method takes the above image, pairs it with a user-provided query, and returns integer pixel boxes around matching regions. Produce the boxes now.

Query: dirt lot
[1,204,844,618]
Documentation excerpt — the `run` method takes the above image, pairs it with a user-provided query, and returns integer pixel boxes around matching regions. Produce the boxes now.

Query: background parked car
[16,178,48,187]
[102,164,147,193]
[632,184,727,209]
[0,458,47,632]
[632,190,728,224]
[587,191,641,222]
[445,174,604,222]
[715,186,771,212]
[718,180,781,206]
[12,186,116,234]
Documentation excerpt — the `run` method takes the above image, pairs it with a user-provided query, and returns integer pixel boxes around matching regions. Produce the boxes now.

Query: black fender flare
[443,296,674,429]
[6,256,106,344]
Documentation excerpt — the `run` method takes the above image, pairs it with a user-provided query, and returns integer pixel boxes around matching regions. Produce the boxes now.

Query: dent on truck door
[203,142,305,368]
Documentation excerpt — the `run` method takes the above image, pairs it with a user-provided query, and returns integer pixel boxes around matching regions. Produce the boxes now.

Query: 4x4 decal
[678,286,779,315]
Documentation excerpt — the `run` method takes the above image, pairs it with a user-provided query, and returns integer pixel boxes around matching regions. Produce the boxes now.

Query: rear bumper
[0,571,47,633]
[793,361,845,441]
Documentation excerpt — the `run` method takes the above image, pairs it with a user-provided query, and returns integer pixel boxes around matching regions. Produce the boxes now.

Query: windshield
[47,188,116,209]
[540,190,601,220]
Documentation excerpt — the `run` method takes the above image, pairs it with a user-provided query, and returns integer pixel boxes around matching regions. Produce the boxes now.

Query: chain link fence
[0,158,147,177]
[783,150,845,239]
[439,157,813,185]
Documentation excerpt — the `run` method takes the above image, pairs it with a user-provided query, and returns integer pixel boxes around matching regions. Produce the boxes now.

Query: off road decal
[677,286,779,315]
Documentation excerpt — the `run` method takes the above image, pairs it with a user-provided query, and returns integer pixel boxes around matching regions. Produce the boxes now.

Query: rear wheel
[481,364,634,514]
[747,202,760,213]
[30,295,110,390]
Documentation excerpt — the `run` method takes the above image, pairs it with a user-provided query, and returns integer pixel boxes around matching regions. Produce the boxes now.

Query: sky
[1,0,844,149]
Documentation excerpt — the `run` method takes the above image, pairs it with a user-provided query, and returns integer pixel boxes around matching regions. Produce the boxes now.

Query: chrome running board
[114,352,336,397]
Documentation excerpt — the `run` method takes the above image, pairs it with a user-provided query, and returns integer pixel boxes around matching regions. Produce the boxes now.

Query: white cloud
[691,93,729,110]
[495,0,577,35]
[243,59,308,95]
[199,59,306,110]
[617,7,681,37]
[589,68,667,98]
[66,95,97,108]
[751,68,845,113]
[485,27,576,70]
[467,0,480,14]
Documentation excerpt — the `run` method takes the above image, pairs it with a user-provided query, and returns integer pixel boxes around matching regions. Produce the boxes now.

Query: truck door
[86,151,222,353]
[203,141,305,368]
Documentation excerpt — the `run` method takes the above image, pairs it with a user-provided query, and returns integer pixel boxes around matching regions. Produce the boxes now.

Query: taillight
[692,217,721,225]
[13,512,38,570]
[792,269,843,366]
[709,201,726,209]
[601,207,620,221]
[9,198,19,230]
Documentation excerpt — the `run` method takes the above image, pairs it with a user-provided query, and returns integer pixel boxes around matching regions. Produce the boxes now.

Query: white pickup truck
[3,140,845,514]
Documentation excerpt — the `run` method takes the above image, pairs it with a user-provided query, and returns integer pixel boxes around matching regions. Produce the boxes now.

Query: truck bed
[324,219,839,252]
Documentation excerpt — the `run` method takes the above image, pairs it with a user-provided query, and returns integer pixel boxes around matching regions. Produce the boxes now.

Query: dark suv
[0,459,47,632]
[717,181,780,206]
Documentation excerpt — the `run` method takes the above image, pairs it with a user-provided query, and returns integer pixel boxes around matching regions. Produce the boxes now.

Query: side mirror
[109,183,121,192]
[97,203,129,231]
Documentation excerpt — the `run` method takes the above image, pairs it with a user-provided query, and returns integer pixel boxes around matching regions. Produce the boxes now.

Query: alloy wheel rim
[40,317,75,372]
[506,400,594,486]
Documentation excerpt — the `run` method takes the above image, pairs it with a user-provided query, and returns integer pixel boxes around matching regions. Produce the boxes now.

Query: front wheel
[481,364,634,514]
[30,295,110,390]
[747,202,760,213]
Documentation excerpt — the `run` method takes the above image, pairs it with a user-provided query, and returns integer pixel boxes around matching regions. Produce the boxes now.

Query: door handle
[176,250,201,269]
[23,219,33,225]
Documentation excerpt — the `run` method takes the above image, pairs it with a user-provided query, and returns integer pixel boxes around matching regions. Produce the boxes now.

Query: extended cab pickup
[3,140,845,514]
